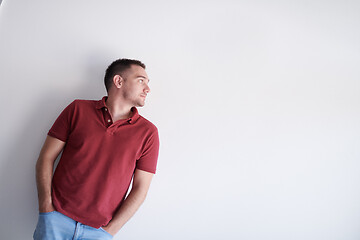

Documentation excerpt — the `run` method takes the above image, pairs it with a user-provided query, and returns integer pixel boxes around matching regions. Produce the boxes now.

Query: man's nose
[144,85,150,94]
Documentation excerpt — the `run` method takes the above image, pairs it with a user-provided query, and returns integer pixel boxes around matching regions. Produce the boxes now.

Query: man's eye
[139,79,143,83]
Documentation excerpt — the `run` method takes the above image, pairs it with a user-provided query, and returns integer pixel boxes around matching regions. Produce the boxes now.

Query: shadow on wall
[0,92,68,239]
[0,53,116,239]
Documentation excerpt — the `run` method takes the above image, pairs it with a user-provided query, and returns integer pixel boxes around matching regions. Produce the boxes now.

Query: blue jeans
[33,211,113,240]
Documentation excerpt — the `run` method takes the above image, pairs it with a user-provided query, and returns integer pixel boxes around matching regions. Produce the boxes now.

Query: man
[34,59,160,239]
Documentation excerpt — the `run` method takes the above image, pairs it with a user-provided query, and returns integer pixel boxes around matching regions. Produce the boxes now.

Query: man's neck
[105,95,133,122]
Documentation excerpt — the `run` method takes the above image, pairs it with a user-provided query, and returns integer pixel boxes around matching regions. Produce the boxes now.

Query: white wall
[0,0,359,239]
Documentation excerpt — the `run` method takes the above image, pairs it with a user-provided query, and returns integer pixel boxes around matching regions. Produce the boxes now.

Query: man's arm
[102,169,154,236]
[35,135,66,213]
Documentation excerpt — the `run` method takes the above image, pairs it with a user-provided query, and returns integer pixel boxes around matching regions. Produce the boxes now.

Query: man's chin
[136,102,145,107]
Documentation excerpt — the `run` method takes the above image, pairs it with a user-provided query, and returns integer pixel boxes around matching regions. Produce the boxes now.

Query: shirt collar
[95,96,140,124]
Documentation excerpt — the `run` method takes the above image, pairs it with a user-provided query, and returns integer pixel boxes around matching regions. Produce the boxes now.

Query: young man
[34,59,160,239]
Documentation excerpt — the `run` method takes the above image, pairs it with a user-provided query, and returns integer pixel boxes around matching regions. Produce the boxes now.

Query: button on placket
[107,118,112,128]
[103,107,112,127]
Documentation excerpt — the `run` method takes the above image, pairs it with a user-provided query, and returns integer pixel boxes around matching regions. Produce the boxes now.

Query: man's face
[121,65,151,107]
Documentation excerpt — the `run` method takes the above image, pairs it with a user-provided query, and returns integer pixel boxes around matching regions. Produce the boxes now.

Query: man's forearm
[102,187,148,235]
[35,157,56,212]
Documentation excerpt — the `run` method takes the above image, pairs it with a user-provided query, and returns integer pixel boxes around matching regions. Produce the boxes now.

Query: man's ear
[113,75,124,89]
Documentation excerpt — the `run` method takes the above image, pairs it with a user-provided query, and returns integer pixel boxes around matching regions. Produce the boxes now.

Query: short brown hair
[104,58,146,93]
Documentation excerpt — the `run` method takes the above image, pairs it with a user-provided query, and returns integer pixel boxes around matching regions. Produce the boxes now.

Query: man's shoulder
[69,98,98,108]
[72,98,97,104]
[58,99,99,116]
[138,115,158,132]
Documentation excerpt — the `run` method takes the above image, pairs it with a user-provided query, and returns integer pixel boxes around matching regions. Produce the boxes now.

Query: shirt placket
[103,107,129,135]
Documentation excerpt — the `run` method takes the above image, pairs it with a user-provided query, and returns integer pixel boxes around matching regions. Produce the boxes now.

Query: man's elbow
[35,156,55,174]
[35,157,44,172]
[131,186,149,203]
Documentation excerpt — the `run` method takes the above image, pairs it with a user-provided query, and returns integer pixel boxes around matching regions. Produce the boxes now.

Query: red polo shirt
[48,96,159,228]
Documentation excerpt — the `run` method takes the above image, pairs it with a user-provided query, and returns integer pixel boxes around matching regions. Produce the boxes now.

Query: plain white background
[0,0,359,239]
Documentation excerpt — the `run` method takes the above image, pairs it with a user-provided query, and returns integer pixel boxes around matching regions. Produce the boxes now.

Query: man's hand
[100,225,116,236]
[39,200,56,213]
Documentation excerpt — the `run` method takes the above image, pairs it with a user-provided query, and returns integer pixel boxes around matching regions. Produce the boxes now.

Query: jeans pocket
[34,211,58,240]
[99,227,113,239]
[39,211,56,216]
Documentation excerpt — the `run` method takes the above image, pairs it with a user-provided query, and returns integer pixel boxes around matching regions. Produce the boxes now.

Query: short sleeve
[47,100,76,142]
[136,128,160,174]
